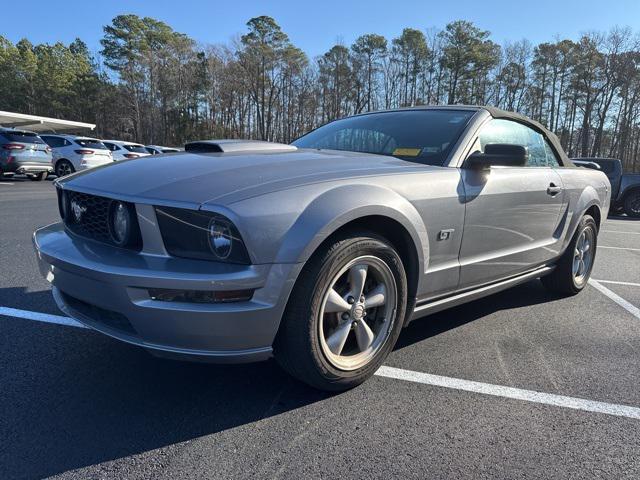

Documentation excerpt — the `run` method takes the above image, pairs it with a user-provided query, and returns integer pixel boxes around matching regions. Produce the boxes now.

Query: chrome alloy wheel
[573,227,595,285]
[318,255,397,371]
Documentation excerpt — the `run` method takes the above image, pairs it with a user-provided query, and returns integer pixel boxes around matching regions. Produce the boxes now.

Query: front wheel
[623,190,640,218]
[541,214,598,295]
[275,233,407,391]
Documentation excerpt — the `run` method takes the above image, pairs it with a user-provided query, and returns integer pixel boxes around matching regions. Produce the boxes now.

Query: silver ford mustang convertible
[33,106,611,390]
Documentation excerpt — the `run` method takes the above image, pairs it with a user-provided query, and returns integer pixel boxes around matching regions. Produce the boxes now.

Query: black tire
[623,189,640,218]
[29,172,48,181]
[55,160,75,177]
[541,214,598,295]
[274,232,407,391]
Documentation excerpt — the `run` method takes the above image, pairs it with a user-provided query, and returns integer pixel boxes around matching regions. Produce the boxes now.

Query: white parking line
[593,279,640,288]
[0,306,86,328]
[375,366,640,420]
[603,230,640,235]
[599,246,640,252]
[2,289,640,421]
[589,280,640,320]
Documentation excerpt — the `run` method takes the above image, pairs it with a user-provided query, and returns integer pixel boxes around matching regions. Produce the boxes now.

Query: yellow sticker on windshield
[393,148,421,157]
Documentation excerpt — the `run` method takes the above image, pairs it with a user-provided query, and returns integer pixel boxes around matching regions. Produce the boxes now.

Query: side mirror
[465,144,529,169]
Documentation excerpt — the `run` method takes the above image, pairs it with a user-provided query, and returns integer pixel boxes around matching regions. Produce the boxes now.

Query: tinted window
[0,130,45,144]
[41,136,66,148]
[123,144,148,154]
[292,110,475,166]
[103,142,119,151]
[74,138,108,150]
[478,119,555,167]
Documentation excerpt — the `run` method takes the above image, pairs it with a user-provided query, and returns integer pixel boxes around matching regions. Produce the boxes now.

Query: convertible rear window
[292,110,474,166]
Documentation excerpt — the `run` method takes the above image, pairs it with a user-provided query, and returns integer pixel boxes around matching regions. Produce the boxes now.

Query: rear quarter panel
[554,167,610,251]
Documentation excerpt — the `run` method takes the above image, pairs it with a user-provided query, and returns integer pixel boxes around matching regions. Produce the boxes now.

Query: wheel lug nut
[352,321,358,326]
[360,296,365,302]
[347,296,355,304]
[341,313,350,321]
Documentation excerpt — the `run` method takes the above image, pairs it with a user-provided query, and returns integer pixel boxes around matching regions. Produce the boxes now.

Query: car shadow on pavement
[1,281,561,479]
[394,279,561,351]
[0,289,331,480]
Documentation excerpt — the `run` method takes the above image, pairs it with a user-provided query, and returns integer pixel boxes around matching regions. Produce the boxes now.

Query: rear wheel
[623,189,640,218]
[541,214,598,295]
[274,233,407,391]
[55,160,74,177]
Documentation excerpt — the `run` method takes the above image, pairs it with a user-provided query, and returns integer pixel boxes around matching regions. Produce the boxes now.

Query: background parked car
[145,145,180,155]
[572,157,640,217]
[0,127,52,181]
[102,140,151,161]
[41,134,113,178]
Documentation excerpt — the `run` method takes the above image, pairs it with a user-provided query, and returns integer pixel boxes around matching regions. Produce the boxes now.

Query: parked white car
[145,145,180,155]
[40,134,113,177]
[102,140,151,161]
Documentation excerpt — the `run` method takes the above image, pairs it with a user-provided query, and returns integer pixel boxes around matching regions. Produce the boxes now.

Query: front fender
[273,184,429,272]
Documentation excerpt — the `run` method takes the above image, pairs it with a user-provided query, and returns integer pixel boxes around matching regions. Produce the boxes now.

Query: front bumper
[33,223,302,363]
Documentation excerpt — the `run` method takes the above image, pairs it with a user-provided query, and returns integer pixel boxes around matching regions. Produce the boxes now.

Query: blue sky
[4,0,640,57]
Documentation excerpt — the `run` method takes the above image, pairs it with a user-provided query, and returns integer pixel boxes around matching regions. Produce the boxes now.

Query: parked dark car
[0,128,53,180]
[572,157,640,217]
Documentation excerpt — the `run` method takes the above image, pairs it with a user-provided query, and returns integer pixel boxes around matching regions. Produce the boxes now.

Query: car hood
[59,149,431,206]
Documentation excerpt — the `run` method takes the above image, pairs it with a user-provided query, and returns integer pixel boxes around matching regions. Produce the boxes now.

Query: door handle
[547,183,562,196]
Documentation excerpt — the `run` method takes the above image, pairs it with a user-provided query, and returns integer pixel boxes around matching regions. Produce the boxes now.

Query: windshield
[292,109,474,166]
[75,138,108,150]
[123,144,148,154]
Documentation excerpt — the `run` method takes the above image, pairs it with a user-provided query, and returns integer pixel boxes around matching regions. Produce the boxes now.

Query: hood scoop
[184,139,297,154]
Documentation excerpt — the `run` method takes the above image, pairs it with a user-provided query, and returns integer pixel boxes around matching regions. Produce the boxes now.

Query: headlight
[155,206,250,264]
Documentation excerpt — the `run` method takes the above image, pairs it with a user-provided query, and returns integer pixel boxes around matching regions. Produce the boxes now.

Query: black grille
[58,188,142,250]
[61,291,137,335]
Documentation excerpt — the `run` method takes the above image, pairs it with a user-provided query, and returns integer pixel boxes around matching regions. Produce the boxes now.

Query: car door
[458,119,566,288]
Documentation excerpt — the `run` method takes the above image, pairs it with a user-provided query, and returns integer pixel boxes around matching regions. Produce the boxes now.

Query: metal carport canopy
[0,110,95,133]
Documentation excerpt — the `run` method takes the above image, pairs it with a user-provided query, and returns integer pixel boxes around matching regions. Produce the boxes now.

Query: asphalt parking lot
[1,177,640,479]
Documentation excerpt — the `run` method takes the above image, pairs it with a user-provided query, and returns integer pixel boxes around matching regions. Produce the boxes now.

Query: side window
[477,119,551,167]
[42,136,64,148]
[544,141,561,167]
[103,142,118,151]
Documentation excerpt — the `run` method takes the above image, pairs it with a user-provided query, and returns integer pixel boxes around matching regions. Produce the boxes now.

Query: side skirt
[408,265,555,323]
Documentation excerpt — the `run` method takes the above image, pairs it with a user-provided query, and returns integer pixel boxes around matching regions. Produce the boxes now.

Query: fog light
[148,288,254,303]
[109,201,132,246]
[209,219,233,259]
